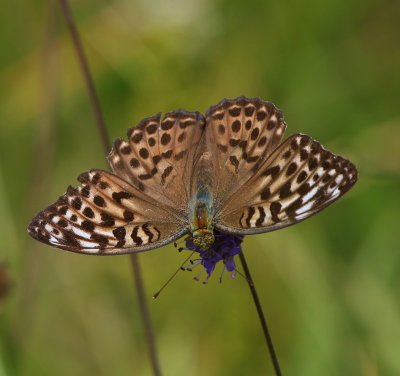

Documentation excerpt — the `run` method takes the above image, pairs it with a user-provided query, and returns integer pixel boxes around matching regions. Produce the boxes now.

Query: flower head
[185,230,244,278]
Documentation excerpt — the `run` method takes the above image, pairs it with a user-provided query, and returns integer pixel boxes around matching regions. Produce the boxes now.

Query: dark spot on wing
[132,132,143,143]
[83,207,95,218]
[123,210,134,222]
[112,191,133,204]
[139,148,149,159]
[94,195,106,207]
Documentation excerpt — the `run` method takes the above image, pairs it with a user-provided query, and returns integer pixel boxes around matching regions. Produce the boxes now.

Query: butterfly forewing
[108,110,206,212]
[204,97,287,204]
[28,170,187,254]
[216,134,358,234]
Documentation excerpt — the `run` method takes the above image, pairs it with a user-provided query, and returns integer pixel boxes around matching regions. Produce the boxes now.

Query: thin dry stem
[58,1,161,375]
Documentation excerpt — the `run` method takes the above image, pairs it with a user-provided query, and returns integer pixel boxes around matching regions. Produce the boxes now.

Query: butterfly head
[192,229,215,251]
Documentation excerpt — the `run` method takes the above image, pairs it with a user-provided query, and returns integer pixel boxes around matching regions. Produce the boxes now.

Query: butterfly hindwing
[216,134,358,234]
[28,170,187,254]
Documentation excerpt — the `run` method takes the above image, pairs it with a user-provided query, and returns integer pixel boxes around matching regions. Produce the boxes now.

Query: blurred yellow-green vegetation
[1,0,399,375]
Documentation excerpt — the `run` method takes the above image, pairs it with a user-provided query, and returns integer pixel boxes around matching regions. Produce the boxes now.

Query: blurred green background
[1,0,399,375]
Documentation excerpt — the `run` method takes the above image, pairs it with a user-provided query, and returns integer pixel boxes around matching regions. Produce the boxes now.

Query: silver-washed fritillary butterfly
[28,97,357,276]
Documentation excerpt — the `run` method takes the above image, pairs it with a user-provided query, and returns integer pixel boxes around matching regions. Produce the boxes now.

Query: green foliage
[0,0,399,375]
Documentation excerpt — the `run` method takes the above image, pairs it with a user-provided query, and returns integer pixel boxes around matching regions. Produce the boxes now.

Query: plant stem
[59,1,161,375]
[238,251,282,376]
[130,255,162,376]
[59,0,110,154]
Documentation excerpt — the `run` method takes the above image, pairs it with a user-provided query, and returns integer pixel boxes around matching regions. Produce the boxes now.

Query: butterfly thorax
[190,184,215,250]
[191,197,215,250]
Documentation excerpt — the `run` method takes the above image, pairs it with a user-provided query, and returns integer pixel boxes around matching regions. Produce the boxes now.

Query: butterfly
[28,97,357,271]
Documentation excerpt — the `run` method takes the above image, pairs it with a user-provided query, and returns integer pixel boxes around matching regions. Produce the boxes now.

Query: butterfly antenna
[152,251,195,299]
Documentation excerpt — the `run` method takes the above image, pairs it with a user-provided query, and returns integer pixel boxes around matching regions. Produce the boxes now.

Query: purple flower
[185,230,244,279]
